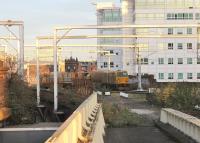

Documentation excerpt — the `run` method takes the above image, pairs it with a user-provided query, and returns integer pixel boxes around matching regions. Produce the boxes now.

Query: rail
[160,108,200,143]
[45,92,105,143]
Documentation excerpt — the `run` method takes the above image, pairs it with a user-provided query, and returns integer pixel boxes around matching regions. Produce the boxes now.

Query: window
[116,52,118,55]
[177,28,183,34]
[196,13,200,20]
[135,13,165,20]
[110,62,114,68]
[187,73,193,79]
[197,73,200,79]
[167,13,172,19]
[187,28,192,34]
[158,58,164,64]
[177,43,183,49]
[141,58,148,64]
[168,73,174,79]
[116,65,118,67]
[103,10,121,22]
[104,62,107,68]
[187,43,192,49]
[198,43,200,49]
[167,13,193,20]
[197,58,200,64]
[178,13,183,20]
[178,58,183,64]
[159,73,164,79]
[110,50,114,54]
[189,13,193,19]
[178,73,183,79]
[168,43,173,49]
[168,58,173,64]
[187,58,193,64]
[168,28,173,35]
[184,13,189,19]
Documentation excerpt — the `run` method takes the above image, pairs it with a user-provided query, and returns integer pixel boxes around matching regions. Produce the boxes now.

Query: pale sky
[0,0,120,61]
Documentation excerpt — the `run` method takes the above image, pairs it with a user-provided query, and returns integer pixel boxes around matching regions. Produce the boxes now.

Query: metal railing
[45,92,105,143]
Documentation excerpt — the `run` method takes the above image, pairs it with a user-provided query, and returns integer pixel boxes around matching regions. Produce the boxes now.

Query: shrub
[151,83,200,112]
[7,74,36,124]
[166,84,200,112]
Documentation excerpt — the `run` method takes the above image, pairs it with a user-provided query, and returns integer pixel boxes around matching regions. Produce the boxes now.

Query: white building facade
[96,3,124,71]
[97,0,200,82]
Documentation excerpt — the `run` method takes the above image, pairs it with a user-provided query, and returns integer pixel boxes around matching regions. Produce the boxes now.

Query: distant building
[26,64,52,85]
[79,60,97,74]
[96,3,125,72]
[96,0,200,82]
[64,57,97,77]
[65,57,79,73]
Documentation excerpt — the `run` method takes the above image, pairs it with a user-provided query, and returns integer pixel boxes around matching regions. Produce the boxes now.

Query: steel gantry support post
[137,46,143,91]
[15,23,24,77]
[108,51,111,71]
[19,24,24,77]
[53,28,71,112]
[36,39,40,106]
[53,29,58,112]
[0,20,24,77]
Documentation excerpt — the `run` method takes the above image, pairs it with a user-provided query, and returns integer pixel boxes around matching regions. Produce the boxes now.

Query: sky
[0,0,120,61]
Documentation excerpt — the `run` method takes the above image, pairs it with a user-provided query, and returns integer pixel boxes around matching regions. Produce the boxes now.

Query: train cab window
[122,72,128,77]
[117,71,128,77]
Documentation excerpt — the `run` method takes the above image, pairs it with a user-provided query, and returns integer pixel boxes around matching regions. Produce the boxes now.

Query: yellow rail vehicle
[91,70,129,89]
[115,71,129,85]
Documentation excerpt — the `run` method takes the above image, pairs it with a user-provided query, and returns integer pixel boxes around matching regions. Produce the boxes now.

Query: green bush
[7,74,36,124]
[166,84,200,112]
[151,83,200,112]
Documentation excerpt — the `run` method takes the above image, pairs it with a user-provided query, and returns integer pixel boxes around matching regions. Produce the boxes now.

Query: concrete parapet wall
[92,108,105,143]
[0,128,57,143]
[45,92,105,143]
[160,108,200,143]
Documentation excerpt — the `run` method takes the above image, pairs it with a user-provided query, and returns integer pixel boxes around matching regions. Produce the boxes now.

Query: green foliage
[153,83,176,106]
[103,103,144,127]
[7,74,36,124]
[166,84,200,112]
[151,83,200,112]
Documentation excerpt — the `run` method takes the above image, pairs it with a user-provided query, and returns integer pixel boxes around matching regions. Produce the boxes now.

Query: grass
[102,103,145,128]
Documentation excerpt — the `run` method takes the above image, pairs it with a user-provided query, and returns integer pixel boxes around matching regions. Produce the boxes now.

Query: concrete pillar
[160,109,168,123]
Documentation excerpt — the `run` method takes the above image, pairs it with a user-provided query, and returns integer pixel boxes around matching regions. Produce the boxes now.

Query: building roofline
[96,2,120,10]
